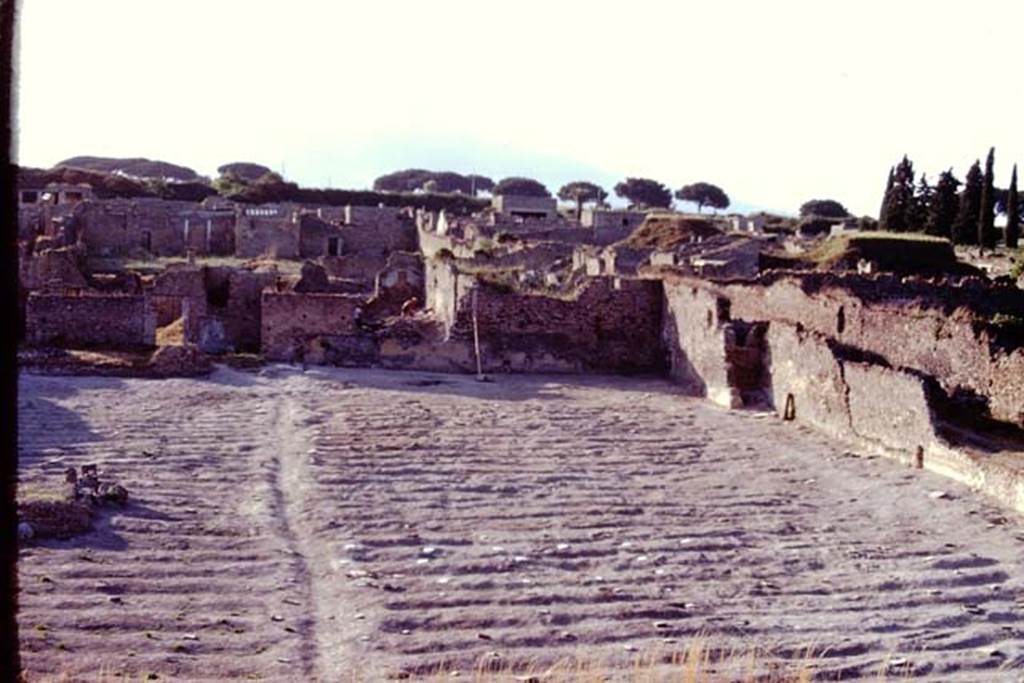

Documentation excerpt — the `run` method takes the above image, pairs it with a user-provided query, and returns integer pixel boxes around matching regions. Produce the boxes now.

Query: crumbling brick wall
[18,206,43,239]
[364,253,425,318]
[181,212,236,256]
[235,207,299,259]
[19,247,89,292]
[424,258,464,331]
[26,292,154,348]
[714,274,1024,426]
[298,215,342,259]
[322,252,389,284]
[146,266,207,343]
[661,272,1024,427]
[133,199,200,256]
[343,206,418,252]
[261,291,365,361]
[661,280,768,407]
[203,268,278,353]
[78,202,134,256]
[442,275,664,374]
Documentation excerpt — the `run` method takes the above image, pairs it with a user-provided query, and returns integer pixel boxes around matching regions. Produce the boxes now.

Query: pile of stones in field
[18,465,129,542]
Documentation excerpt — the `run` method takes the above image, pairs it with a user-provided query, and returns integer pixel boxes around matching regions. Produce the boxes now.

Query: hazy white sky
[13,0,1024,215]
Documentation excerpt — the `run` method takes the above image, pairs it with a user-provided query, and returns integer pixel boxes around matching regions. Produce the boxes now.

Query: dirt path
[17,366,1024,680]
[18,372,316,681]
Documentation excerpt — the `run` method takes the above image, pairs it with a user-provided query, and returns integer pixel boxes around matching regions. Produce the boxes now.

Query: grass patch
[87,255,303,276]
[1010,248,1024,280]
[771,231,978,276]
[17,483,67,505]
[615,215,722,251]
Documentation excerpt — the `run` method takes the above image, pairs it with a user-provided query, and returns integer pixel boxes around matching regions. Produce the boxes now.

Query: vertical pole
[472,288,484,380]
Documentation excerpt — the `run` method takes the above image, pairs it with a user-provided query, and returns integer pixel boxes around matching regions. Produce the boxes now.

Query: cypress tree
[979,147,997,248]
[1007,164,1020,249]
[954,160,983,245]
[883,156,916,232]
[879,166,895,227]
[926,169,960,239]
[908,174,932,231]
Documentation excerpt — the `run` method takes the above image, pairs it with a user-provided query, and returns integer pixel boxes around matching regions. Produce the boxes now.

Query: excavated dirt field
[16,366,1024,681]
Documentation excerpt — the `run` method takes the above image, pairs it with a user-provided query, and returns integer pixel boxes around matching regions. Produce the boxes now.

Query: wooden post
[472,288,484,381]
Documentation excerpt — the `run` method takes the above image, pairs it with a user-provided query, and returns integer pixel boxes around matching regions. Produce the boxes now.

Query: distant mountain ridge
[55,156,199,181]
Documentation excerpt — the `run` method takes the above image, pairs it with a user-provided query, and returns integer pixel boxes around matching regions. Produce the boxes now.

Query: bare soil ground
[16,367,1024,681]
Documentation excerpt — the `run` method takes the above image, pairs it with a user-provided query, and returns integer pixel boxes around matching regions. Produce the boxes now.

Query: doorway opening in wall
[206,278,230,308]
[142,232,152,253]
[327,237,341,257]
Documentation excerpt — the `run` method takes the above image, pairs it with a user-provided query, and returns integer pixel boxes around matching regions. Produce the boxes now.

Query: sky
[12,0,1024,216]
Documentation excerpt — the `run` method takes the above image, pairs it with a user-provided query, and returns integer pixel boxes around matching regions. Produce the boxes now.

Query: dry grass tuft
[154,318,185,346]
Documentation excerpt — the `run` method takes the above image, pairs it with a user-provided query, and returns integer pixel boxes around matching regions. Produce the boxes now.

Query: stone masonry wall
[26,293,154,348]
[424,258,463,331]
[661,281,731,404]
[764,321,942,457]
[261,291,365,361]
[712,274,1024,426]
[661,280,767,407]
[445,275,665,374]
[236,216,299,259]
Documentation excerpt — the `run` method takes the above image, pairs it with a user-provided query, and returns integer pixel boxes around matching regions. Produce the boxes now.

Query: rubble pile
[18,465,129,541]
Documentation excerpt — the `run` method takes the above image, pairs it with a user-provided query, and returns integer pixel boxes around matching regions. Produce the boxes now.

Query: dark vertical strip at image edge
[0,0,22,680]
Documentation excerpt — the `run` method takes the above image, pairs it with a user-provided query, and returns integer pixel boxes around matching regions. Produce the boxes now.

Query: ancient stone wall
[18,206,43,239]
[322,252,389,285]
[298,215,342,259]
[26,292,154,348]
[447,276,665,374]
[19,248,89,292]
[658,271,1024,485]
[261,291,365,361]
[78,203,133,255]
[338,208,417,253]
[762,322,855,441]
[712,274,1024,426]
[146,266,207,343]
[661,282,730,402]
[763,321,940,455]
[661,281,767,407]
[364,252,424,318]
[54,198,218,257]
[424,258,466,333]
[417,225,476,259]
[182,212,236,256]
[135,201,183,256]
[195,268,278,353]
[235,213,299,259]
